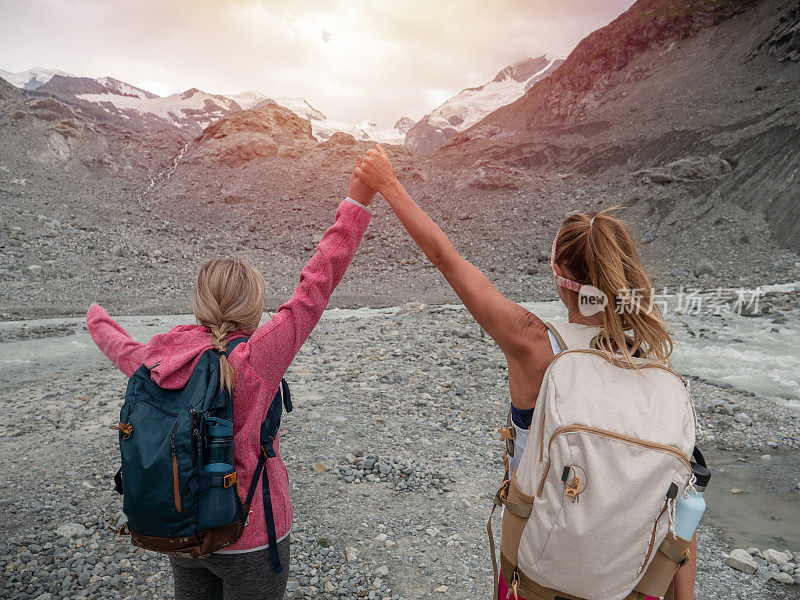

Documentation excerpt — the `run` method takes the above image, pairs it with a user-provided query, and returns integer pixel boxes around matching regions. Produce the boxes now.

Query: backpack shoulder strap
[225,336,250,354]
[543,322,602,350]
[242,378,291,575]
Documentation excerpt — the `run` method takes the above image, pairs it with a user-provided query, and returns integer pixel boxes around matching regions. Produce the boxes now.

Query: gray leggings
[169,536,290,600]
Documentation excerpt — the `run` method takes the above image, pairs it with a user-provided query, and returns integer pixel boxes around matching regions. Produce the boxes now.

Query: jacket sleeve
[241,199,371,388]
[86,304,146,377]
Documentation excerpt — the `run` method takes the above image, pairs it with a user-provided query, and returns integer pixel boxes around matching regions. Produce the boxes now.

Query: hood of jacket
[143,324,248,389]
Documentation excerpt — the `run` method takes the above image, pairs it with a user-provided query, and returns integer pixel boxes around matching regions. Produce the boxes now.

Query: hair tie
[589,216,596,227]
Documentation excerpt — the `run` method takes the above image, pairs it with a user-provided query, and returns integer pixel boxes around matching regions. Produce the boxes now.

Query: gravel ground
[1,305,798,599]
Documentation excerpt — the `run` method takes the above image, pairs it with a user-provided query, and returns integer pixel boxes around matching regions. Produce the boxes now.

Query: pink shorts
[497,570,657,600]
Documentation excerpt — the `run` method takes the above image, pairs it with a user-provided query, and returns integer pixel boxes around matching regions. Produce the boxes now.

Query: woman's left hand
[355,144,397,193]
[348,156,377,206]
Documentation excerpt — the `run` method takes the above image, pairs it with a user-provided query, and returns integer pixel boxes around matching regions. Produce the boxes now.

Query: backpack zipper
[536,425,690,497]
[190,408,200,467]
[134,400,179,418]
[545,348,685,381]
[169,426,182,513]
[537,349,687,465]
[639,500,669,576]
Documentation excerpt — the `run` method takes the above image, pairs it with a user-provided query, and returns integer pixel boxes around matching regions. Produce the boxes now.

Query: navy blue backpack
[112,337,292,572]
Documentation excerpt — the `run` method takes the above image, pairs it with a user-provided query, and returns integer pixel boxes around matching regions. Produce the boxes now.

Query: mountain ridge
[404,54,564,154]
[433,0,800,251]
[2,67,414,143]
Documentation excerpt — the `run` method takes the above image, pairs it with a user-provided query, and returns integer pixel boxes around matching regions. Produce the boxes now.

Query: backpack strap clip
[111,422,133,439]
[497,426,515,442]
[107,521,130,536]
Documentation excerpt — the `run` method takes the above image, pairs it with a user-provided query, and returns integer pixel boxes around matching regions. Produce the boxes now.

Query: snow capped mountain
[394,117,415,135]
[75,87,241,135]
[228,91,326,120]
[0,66,412,143]
[95,77,157,100]
[308,118,408,145]
[226,91,411,144]
[0,67,74,90]
[405,54,564,154]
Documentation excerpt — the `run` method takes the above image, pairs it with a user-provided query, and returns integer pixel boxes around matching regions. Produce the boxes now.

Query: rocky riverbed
[1,304,798,600]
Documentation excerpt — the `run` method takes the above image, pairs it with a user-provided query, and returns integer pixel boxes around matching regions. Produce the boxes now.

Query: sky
[0,0,635,127]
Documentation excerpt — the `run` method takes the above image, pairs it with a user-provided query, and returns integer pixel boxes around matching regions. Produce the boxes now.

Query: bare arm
[672,534,697,600]
[356,146,539,357]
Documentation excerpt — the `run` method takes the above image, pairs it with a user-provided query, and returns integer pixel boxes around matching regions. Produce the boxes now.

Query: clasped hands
[346,144,398,207]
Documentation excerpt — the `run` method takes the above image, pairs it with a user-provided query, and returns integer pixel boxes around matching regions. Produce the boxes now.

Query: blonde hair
[193,258,266,393]
[554,208,672,366]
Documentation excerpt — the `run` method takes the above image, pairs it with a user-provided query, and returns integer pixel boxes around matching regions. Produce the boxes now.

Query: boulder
[764,548,791,564]
[726,549,759,574]
[772,572,794,584]
[186,103,315,167]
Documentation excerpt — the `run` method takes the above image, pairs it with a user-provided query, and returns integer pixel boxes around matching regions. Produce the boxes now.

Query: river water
[1,293,797,405]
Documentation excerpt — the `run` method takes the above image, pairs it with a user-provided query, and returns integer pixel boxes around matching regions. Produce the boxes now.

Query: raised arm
[86,304,146,376]
[356,145,541,357]
[241,159,374,386]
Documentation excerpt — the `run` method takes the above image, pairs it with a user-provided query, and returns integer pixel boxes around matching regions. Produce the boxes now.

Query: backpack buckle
[111,423,133,439]
[497,426,515,442]
[509,570,520,600]
[223,472,238,488]
[494,479,510,506]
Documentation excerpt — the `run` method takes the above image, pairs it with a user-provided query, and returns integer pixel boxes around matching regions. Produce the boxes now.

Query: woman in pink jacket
[86,161,375,600]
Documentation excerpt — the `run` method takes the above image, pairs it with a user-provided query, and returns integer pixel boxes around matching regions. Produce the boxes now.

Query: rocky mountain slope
[404,55,564,155]
[436,0,800,251]
[1,0,799,320]
[38,74,157,100]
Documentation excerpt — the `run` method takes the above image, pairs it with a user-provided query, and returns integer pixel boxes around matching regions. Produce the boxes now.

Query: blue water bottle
[674,456,711,540]
[198,417,238,530]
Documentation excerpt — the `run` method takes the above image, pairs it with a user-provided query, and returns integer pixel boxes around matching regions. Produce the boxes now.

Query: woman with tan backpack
[356,145,698,600]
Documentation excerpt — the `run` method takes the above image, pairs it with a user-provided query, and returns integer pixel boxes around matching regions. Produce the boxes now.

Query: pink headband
[551,234,583,292]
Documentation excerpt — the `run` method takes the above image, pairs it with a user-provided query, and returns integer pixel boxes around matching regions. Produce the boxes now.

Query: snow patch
[426,56,560,133]
[76,89,237,125]
[0,66,74,90]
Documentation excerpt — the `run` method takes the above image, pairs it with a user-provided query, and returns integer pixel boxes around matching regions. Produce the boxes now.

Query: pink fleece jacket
[87,199,370,552]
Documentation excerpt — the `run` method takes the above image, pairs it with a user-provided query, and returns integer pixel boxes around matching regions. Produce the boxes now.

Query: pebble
[55,523,87,538]
[337,455,454,492]
[693,258,717,277]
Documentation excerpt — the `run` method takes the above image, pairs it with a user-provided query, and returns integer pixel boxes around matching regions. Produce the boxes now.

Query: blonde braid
[193,258,267,396]
[209,322,237,394]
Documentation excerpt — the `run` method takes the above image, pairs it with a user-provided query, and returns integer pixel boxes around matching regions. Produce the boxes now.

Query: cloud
[0,0,635,126]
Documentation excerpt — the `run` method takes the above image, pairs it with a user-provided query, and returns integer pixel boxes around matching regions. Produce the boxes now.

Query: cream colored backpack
[489,322,697,600]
